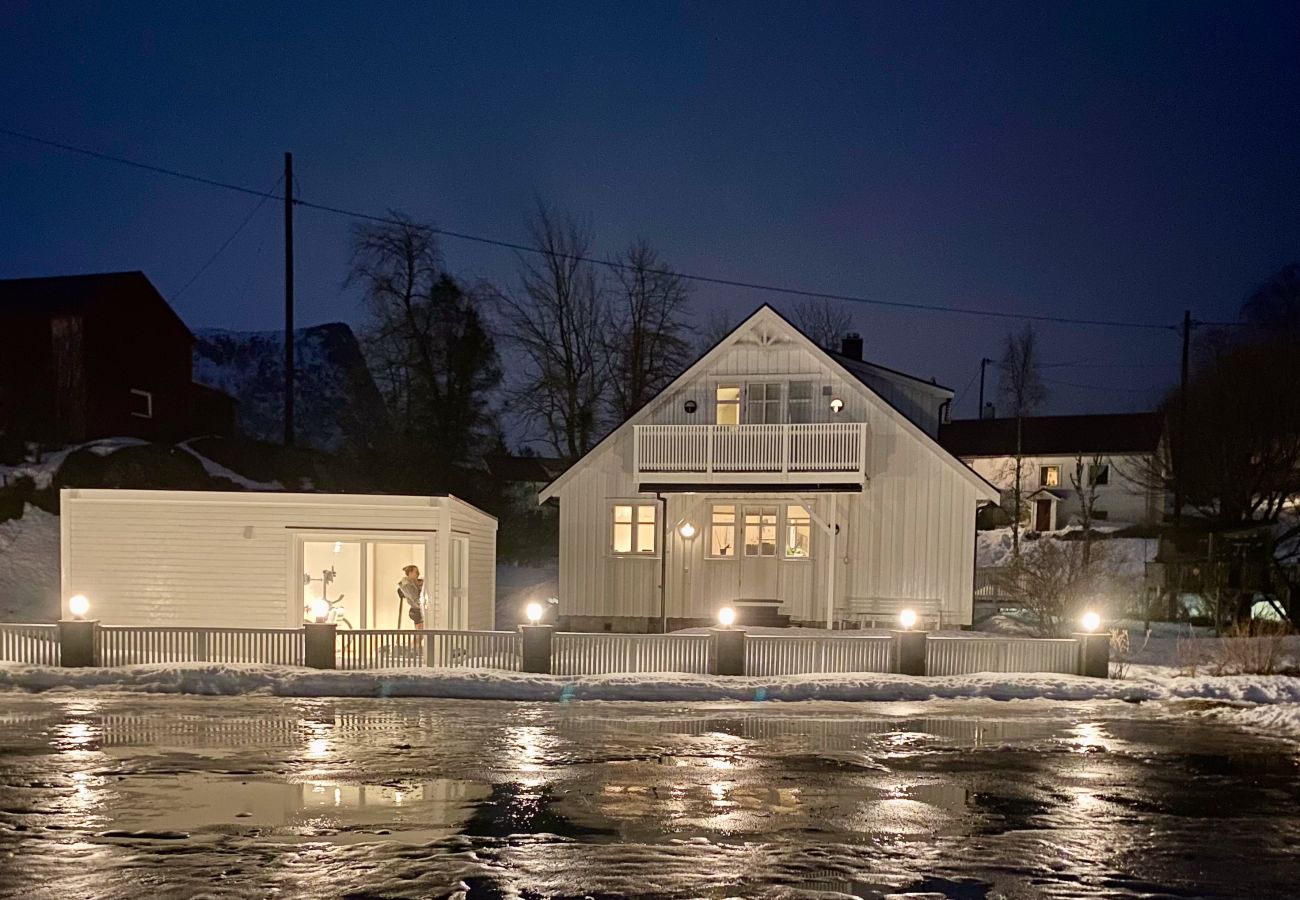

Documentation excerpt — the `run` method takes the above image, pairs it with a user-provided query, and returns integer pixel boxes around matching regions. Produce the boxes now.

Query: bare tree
[792,298,852,350]
[497,204,609,460]
[1002,538,1117,636]
[997,325,1048,557]
[697,308,737,355]
[605,240,694,420]
[347,213,501,473]
[1070,453,1106,565]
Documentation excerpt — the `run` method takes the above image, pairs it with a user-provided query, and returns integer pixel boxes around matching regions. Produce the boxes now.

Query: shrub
[1207,621,1290,676]
[1109,628,1131,679]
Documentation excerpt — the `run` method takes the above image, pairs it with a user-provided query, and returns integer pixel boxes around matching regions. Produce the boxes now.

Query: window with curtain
[744,506,778,556]
[709,504,736,557]
[746,383,782,424]
[784,505,812,558]
[787,381,813,423]
[715,385,740,425]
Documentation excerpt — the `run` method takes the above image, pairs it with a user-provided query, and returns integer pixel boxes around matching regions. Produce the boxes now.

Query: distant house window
[787,381,813,423]
[1040,465,1060,488]
[612,503,657,555]
[1093,510,1109,521]
[784,505,812,558]
[1089,464,1110,486]
[716,386,741,426]
[746,383,782,424]
[709,504,736,558]
[744,506,778,557]
[129,389,153,419]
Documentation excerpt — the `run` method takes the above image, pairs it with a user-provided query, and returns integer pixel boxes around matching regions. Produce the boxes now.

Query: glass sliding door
[298,536,430,629]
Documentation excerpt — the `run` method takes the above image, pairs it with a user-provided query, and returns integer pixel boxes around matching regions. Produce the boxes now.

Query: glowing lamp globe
[309,598,331,623]
[898,608,917,630]
[1081,611,1101,633]
[525,601,544,624]
[678,521,697,539]
[68,594,90,620]
[717,606,736,627]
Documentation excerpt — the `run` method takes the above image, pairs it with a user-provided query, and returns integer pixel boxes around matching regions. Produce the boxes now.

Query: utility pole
[977,356,987,418]
[283,151,295,447]
[1174,310,1192,526]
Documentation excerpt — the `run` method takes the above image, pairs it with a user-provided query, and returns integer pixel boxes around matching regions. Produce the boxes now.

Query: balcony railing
[634,422,867,484]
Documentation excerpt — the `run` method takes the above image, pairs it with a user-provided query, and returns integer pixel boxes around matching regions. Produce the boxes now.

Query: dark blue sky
[2,1,1297,420]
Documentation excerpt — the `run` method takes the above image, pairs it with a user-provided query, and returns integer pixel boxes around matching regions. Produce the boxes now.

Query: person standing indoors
[398,565,426,630]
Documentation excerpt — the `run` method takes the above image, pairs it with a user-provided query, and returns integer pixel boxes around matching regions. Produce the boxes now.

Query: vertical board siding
[925,637,1078,676]
[0,624,60,665]
[552,632,712,675]
[745,634,892,676]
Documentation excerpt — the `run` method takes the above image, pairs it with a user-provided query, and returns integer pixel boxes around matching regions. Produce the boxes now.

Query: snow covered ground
[0,504,59,622]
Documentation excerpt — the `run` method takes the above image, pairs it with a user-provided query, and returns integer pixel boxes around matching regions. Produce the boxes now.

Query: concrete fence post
[1074,632,1109,678]
[710,628,745,676]
[304,622,337,669]
[58,619,100,668]
[891,630,927,676]
[519,624,554,674]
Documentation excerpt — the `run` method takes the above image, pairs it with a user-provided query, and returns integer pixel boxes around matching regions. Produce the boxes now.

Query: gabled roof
[485,453,567,484]
[539,304,998,502]
[939,412,1164,458]
[826,349,954,397]
[0,271,194,339]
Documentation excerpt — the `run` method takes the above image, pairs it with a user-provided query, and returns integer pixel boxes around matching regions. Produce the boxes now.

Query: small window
[744,506,778,557]
[747,383,782,424]
[612,503,657,555]
[787,381,813,424]
[1092,510,1109,521]
[129,388,153,419]
[1040,465,1060,488]
[1089,464,1110,486]
[784,505,812,558]
[709,504,736,557]
[716,386,740,426]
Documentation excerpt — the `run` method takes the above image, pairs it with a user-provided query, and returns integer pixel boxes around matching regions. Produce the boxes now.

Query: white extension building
[60,489,497,629]
[539,305,1000,631]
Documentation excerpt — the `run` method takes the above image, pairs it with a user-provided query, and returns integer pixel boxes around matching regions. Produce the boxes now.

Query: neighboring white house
[538,305,1000,631]
[938,413,1166,530]
[60,489,497,629]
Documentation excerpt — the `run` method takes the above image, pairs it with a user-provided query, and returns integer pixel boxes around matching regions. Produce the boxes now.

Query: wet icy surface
[0,694,1298,898]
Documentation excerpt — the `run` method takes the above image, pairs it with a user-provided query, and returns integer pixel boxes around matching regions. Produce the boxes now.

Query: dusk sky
[2,1,1297,421]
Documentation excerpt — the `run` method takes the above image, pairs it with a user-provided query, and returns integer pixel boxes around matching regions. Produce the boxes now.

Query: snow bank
[1199,703,1300,737]
[3,660,1299,707]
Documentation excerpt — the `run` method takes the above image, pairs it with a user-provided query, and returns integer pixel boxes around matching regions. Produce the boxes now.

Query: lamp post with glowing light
[1074,610,1109,678]
[58,594,99,667]
[519,601,554,674]
[891,607,927,676]
[710,606,745,676]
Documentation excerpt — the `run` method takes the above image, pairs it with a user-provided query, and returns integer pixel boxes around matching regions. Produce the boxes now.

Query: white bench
[844,597,944,630]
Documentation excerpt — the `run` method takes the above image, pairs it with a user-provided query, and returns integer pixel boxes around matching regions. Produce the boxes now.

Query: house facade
[938,413,1166,530]
[539,306,999,632]
[0,271,235,446]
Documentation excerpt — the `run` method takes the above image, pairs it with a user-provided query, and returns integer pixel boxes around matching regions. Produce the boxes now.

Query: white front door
[739,505,779,599]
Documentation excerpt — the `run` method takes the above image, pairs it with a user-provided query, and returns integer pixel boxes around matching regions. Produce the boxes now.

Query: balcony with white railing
[634,422,868,486]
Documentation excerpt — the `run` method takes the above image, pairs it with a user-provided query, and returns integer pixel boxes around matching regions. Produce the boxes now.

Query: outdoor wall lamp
[68,594,90,620]
[309,597,330,623]
[898,608,917,630]
[678,521,696,539]
[525,601,544,624]
[1081,611,1101,633]
[717,606,736,627]
[829,397,844,414]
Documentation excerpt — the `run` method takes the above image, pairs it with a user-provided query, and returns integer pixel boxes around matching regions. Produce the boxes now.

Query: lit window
[129,388,153,419]
[716,386,740,425]
[1089,464,1110,486]
[709,504,736,557]
[1040,466,1060,488]
[784,505,812,558]
[787,381,813,423]
[744,507,778,557]
[612,503,657,554]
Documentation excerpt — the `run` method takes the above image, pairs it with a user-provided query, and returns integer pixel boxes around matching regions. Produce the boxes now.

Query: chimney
[840,332,863,361]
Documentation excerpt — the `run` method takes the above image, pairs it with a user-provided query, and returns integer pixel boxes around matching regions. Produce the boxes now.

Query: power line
[1043,376,1162,394]
[1,125,1186,333]
[172,173,284,302]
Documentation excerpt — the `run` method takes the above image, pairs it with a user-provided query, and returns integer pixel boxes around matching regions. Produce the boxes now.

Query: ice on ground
[0,504,59,622]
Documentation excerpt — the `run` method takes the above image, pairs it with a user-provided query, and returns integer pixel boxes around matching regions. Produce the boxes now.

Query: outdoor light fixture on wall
[684,399,697,414]
[68,594,90,620]
[829,397,844,414]
[678,521,696,539]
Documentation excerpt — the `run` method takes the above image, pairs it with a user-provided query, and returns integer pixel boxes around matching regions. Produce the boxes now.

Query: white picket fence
[336,629,520,671]
[99,626,305,666]
[925,636,1079,676]
[745,634,893,676]
[552,632,712,675]
[0,624,60,665]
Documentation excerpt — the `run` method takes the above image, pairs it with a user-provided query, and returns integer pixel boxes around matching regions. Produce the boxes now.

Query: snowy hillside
[192,323,388,452]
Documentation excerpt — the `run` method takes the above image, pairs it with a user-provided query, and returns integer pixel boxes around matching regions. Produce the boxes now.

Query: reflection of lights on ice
[709,782,730,805]
[307,737,330,758]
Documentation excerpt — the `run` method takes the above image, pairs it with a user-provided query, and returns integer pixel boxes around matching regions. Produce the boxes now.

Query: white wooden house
[539,306,999,631]
[938,413,1166,530]
[60,489,497,629]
